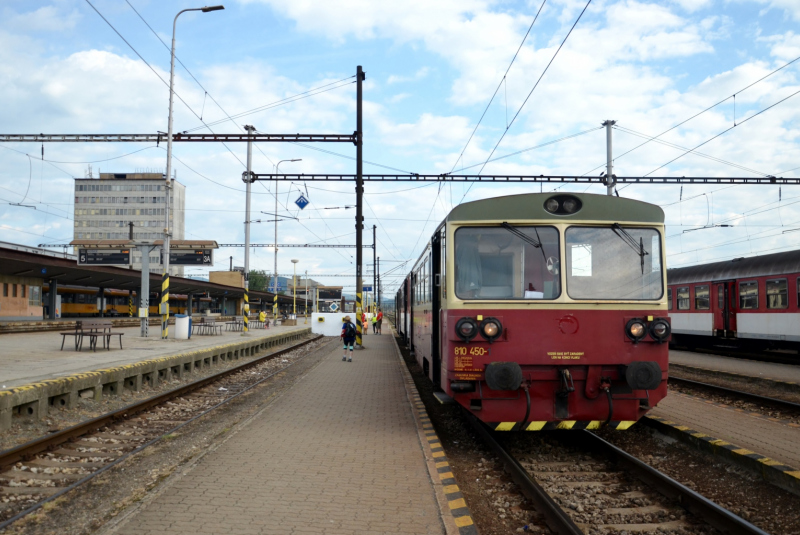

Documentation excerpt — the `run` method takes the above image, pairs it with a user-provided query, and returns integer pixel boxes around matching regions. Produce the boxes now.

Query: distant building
[73,172,185,276]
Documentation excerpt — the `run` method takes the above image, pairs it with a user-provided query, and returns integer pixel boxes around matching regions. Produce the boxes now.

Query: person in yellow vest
[371,313,378,334]
[259,310,266,326]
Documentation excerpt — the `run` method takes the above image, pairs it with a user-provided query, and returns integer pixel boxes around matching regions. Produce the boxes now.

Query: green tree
[248,270,270,292]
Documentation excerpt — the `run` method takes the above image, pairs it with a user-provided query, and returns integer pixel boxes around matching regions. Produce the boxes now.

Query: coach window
[766,279,788,309]
[667,288,672,310]
[739,281,759,309]
[694,285,709,310]
[676,287,690,310]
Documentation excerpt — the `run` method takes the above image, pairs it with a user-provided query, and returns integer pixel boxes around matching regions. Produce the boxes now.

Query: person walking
[362,312,368,337]
[376,309,383,335]
[341,315,356,362]
[371,313,378,334]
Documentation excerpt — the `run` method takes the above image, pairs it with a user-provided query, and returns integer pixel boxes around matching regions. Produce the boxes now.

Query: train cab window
[566,226,663,300]
[677,287,690,310]
[766,279,788,309]
[454,225,560,300]
[694,285,709,310]
[739,281,759,309]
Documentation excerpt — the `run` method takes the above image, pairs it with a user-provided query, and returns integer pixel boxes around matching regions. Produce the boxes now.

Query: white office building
[73,172,185,276]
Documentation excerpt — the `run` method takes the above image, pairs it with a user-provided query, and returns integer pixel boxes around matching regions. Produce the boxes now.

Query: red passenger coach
[667,250,800,350]
[396,193,670,431]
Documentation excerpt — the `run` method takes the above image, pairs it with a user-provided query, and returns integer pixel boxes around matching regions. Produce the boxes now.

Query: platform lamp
[163,3,224,340]
[273,159,302,322]
[291,259,299,318]
[304,270,308,324]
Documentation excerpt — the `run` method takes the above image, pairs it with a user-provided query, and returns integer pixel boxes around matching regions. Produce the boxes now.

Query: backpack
[344,322,356,338]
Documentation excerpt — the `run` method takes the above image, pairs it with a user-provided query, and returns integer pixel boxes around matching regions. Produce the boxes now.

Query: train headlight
[562,198,578,213]
[649,318,671,343]
[544,195,582,215]
[455,317,479,342]
[545,198,560,213]
[480,317,502,343]
[625,318,647,343]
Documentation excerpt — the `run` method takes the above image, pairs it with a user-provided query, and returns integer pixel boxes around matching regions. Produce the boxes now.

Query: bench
[60,320,123,352]
[226,316,244,332]
[192,317,222,335]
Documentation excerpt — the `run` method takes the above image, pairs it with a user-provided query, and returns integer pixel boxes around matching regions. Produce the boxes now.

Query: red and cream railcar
[396,193,670,431]
[667,250,800,349]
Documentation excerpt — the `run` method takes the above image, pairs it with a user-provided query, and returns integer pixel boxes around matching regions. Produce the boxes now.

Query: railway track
[466,412,768,535]
[0,334,331,530]
[669,376,800,416]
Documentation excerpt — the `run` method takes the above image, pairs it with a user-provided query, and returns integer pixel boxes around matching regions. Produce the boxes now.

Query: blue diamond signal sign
[362,286,373,292]
[295,195,309,210]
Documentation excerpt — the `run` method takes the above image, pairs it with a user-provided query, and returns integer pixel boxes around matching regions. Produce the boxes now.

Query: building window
[739,281,758,310]
[28,286,40,306]
[766,279,788,309]
[667,288,672,310]
[2,283,7,297]
[12,284,17,298]
[694,285,709,310]
[21,285,26,299]
[677,287,690,310]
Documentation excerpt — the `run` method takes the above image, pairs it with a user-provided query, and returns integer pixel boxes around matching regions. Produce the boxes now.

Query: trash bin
[175,314,190,340]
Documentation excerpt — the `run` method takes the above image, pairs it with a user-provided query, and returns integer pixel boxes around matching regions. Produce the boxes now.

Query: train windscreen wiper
[501,222,548,265]
[612,223,648,274]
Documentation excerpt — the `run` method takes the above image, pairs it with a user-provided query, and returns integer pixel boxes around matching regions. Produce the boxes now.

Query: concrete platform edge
[670,363,800,395]
[0,328,312,430]
[390,328,479,535]
[643,415,800,497]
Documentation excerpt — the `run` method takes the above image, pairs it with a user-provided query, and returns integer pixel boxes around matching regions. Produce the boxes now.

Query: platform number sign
[295,195,309,210]
[169,249,214,266]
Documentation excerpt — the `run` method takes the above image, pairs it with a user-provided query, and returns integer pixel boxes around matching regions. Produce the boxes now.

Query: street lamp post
[291,259,299,318]
[163,4,224,340]
[272,158,302,323]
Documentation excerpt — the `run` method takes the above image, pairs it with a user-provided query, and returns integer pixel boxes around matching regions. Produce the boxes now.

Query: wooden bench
[59,323,83,351]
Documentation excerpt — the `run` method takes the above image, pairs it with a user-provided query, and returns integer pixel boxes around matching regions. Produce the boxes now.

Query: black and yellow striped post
[243,288,249,333]
[128,295,133,317]
[161,273,169,339]
[356,291,363,347]
[273,293,278,326]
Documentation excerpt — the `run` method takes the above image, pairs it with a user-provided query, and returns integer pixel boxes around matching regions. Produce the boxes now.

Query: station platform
[669,350,800,384]
[108,333,458,535]
[0,323,310,389]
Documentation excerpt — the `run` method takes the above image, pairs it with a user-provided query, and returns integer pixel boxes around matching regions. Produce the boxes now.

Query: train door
[712,280,736,337]
[431,231,442,388]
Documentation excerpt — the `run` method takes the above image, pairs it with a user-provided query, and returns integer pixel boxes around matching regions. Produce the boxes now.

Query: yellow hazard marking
[786,471,800,479]
[692,433,708,438]
[758,458,783,466]
[556,421,576,430]
[427,436,438,442]
[526,421,546,431]
[454,516,474,528]
[674,425,690,431]
[732,449,755,455]
[616,421,636,430]
[495,422,516,431]
[435,461,449,468]
[448,498,466,510]
[586,421,602,430]
[439,472,454,480]
[443,484,460,494]
[432,451,445,458]
[709,439,730,446]
[430,443,441,449]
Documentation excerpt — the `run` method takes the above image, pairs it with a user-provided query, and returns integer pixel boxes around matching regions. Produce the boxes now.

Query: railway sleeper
[1,471,83,482]
[579,520,691,532]
[0,486,60,497]
[26,459,104,469]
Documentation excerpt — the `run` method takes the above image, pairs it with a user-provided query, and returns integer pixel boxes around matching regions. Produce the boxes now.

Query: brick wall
[0,275,44,318]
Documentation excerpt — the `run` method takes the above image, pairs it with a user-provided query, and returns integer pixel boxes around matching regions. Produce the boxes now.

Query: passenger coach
[667,250,800,350]
[396,192,670,430]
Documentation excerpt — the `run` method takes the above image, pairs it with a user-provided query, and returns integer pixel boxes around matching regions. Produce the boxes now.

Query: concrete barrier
[0,327,312,430]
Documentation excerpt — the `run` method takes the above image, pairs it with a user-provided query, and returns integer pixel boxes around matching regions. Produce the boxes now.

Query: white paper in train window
[651,235,661,273]
[571,244,592,276]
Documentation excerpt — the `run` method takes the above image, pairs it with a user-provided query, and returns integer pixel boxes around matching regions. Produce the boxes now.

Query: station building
[73,172,185,277]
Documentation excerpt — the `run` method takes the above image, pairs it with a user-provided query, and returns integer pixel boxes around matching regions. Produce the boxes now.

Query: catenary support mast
[355,65,365,347]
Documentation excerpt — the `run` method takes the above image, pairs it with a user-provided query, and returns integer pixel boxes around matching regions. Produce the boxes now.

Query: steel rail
[0,335,330,530]
[577,430,769,535]
[669,376,800,412]
[464,411,583,535]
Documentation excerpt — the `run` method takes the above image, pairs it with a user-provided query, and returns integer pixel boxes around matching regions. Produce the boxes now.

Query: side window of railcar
[739,281,758,310]
[766,279,788,309]
[454,225,560,300]
[676,287,690,310]
[694,285,710,310]
[667,288,672,310]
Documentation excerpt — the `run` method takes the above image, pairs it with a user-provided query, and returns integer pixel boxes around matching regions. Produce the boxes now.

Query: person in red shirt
[376,309,383,335]
[362,312,367,336]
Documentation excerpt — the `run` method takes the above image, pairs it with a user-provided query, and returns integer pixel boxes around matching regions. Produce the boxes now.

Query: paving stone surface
[651,391,800,468]
[112,333,444,535]
[669,350,800,383]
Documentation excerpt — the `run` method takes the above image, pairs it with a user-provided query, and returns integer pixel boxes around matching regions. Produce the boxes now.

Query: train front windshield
[454,226,560,300]
[565,226,663,300]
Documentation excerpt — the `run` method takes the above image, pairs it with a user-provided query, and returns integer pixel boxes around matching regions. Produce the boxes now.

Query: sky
[2,0,800,297]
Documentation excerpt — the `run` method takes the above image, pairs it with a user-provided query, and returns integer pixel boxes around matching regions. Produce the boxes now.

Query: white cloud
[387,67,430,85]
